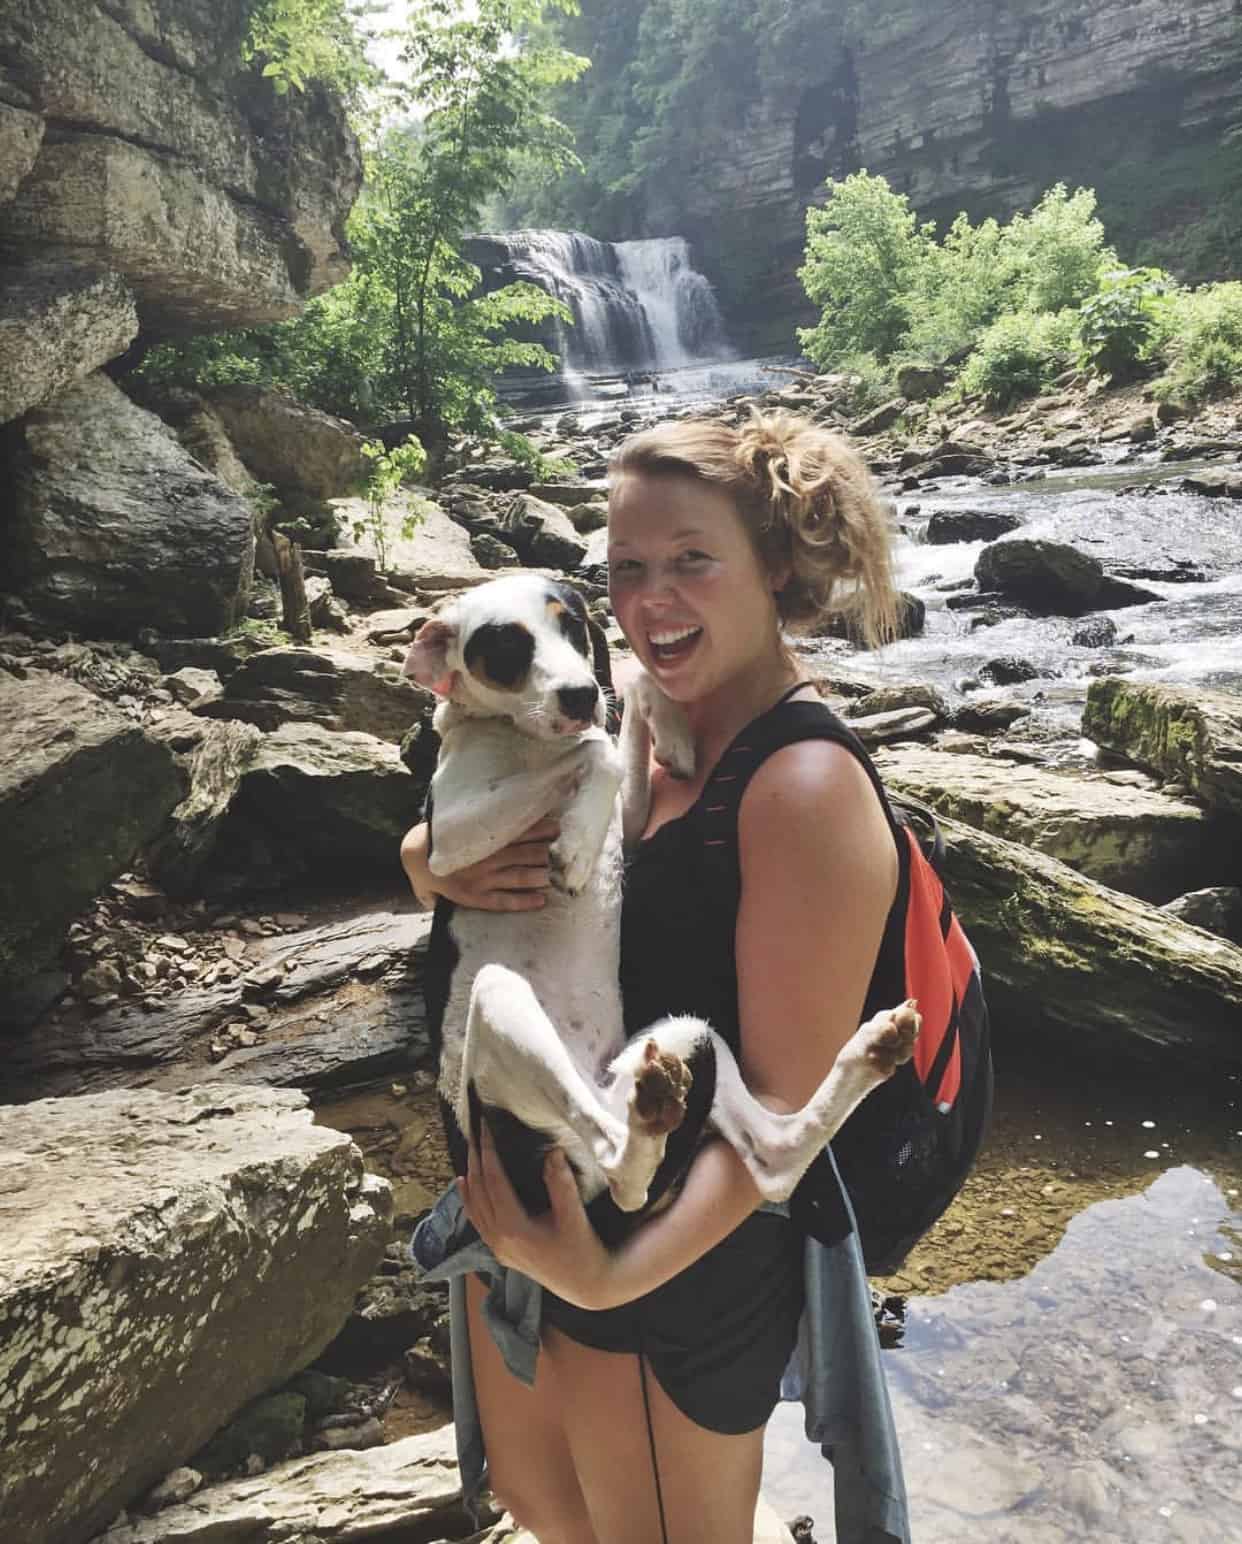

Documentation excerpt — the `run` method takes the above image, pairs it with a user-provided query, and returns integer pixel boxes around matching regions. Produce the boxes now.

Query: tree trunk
[272,529,312,644]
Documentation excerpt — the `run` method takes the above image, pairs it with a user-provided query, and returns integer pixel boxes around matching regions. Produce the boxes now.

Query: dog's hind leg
[457,964,631,1202]
[706,1002,922,1202]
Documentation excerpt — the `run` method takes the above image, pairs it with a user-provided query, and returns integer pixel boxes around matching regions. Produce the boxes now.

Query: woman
[401,411,910,1544]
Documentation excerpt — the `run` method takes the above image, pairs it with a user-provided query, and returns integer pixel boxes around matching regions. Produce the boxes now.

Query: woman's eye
[609,559,641,577]
[677,550,711,566]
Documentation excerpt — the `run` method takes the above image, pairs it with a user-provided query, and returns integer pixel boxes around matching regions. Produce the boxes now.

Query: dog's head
[403,574,611,740]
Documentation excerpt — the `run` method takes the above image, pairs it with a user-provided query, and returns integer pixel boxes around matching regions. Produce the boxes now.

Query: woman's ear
[403,616,458,696]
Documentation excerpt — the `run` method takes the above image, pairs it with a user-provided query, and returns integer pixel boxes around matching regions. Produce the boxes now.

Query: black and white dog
[405,572,918,1240]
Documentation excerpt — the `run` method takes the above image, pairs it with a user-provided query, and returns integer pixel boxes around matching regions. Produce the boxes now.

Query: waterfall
[468,229,735,385]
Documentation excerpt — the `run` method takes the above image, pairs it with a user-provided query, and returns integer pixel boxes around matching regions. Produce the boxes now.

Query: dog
[404,572,919,1240]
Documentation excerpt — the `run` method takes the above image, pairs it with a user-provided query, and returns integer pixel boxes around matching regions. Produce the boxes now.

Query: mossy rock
[1083,679,1242,819]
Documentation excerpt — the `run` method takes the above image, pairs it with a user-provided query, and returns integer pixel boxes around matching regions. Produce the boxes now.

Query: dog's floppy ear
[404,616,458,697]
[586,616,621,735]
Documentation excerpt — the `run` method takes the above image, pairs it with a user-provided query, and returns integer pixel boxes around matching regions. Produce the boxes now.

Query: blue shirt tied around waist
[410,1152,911,1544]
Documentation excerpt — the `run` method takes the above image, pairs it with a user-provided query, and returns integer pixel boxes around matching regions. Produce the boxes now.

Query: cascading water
[466,229,743,400]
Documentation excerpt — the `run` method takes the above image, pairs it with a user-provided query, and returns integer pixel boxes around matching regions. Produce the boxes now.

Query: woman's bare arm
[399,817,559,912]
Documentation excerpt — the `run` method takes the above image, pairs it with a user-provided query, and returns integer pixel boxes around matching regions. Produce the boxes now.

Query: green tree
[797,172,935,366]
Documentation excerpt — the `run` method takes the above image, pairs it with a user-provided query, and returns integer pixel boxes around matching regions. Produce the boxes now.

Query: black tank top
[620,692,909,1052]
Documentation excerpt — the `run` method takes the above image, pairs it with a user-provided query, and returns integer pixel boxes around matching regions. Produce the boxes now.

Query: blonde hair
[609,409,900,646]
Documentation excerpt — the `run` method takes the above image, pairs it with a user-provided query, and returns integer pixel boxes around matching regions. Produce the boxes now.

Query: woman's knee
[489,1469,598,1544]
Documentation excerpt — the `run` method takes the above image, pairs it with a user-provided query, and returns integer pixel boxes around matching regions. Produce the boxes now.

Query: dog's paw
[630,1038,691,1134]
[861,1000,921,1078]
[548,835,594,896]
[630,673,695,781]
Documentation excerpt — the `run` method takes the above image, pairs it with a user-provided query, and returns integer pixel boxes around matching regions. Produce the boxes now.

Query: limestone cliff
[0,0,362,388]
[567,0,1242,346]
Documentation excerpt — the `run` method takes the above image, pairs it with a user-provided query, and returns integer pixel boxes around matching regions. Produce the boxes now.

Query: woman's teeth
[649,626,702,659]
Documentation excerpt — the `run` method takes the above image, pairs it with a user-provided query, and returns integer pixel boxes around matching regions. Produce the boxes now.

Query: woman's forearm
[596,1138,763,1309]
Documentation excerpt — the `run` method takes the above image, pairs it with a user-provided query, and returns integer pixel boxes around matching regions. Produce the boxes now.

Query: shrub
[958,310,1078,408]
[1150,282,1242,405]
[797,172,935,365]
[1077,266,1173,382]
[833,352,900,414]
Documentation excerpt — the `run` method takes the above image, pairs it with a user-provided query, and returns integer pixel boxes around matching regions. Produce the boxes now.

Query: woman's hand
[399,817,559,912]
[461,1120,614,1311]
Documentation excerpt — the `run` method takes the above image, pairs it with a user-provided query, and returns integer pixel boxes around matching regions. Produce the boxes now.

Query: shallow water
[765,1168,1241,1542]
[762,1039,1242,1543]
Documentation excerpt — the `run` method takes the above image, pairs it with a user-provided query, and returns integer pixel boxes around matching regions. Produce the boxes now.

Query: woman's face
[607,471,783,704]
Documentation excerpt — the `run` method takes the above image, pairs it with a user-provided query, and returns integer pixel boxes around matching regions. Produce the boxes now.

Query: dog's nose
[556,682,599,724]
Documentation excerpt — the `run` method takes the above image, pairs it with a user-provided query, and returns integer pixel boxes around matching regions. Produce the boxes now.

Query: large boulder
[0,1084,391,1544]
[196,645,431,744]
[1083,679,1242,820]
[0,671,184,992]
[0,0,361,331]
[873,745,1238,903]
[161,723,419,896]
[5,373,255,638]
[0,263,137,425]
[0,98,42,202]
[501,492,589,570]
[974,537,1103,614]
[333,495,494,590]
[203,386,368,501]
[936,814,1242,1059]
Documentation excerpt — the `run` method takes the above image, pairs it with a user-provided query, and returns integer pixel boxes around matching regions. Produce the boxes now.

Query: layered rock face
[0,1083,390,1544]
[0,0,361,342]
[637,0,1242,340]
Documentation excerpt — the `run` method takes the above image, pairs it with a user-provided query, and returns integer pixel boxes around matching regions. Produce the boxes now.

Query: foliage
[243,0,377,101]
[349,437,428,571]
[797,173,935,366]
[1076,266,1172,382]
[145,0,589,466]
[1150,282,1242,405]
[957,310,1078,408]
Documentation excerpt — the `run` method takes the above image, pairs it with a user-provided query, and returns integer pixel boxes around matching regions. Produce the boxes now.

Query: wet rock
[527,481,605,507]
[500,493,589,570]
[933,815,1242,1055]
[951,699,1032,733]
[6,373,255,638]
[872,746,1236,901]
[569,499,609,534]
[0,1085,390,1544]
[305,574,351,632]
[846,684,949,721]
[0,262,137,425]
[303,550,390,603]
[1159,886,1242,945]
[0,672,183,992]
[924,509,1021,544]
[203,387,368,501]
[1083,679,1242,818]
[196,645,430,744]
[974,537,1106,614]
[978,656,1045,686]
[1070,617,1118,648]
[849,397,907,435]
[92,1425,463,1544]
[148,719,264,899]
[846,707,939,746]
[811,592,925,645]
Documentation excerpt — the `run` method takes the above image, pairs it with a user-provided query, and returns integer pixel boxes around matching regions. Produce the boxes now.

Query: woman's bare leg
[542,1323,767,1544]
[465,1276,600,1544]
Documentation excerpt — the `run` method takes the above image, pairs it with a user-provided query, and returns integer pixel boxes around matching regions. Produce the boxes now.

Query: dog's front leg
[429,735,588,877]
[620,671,695,848]
[549,732,623,894]
[706,1003,922,1201]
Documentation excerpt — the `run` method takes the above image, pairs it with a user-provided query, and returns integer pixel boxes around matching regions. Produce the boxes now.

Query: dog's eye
[464,622,534,688]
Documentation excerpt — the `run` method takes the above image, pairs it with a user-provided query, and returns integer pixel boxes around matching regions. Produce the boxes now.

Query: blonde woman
[402,412,913,1544]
